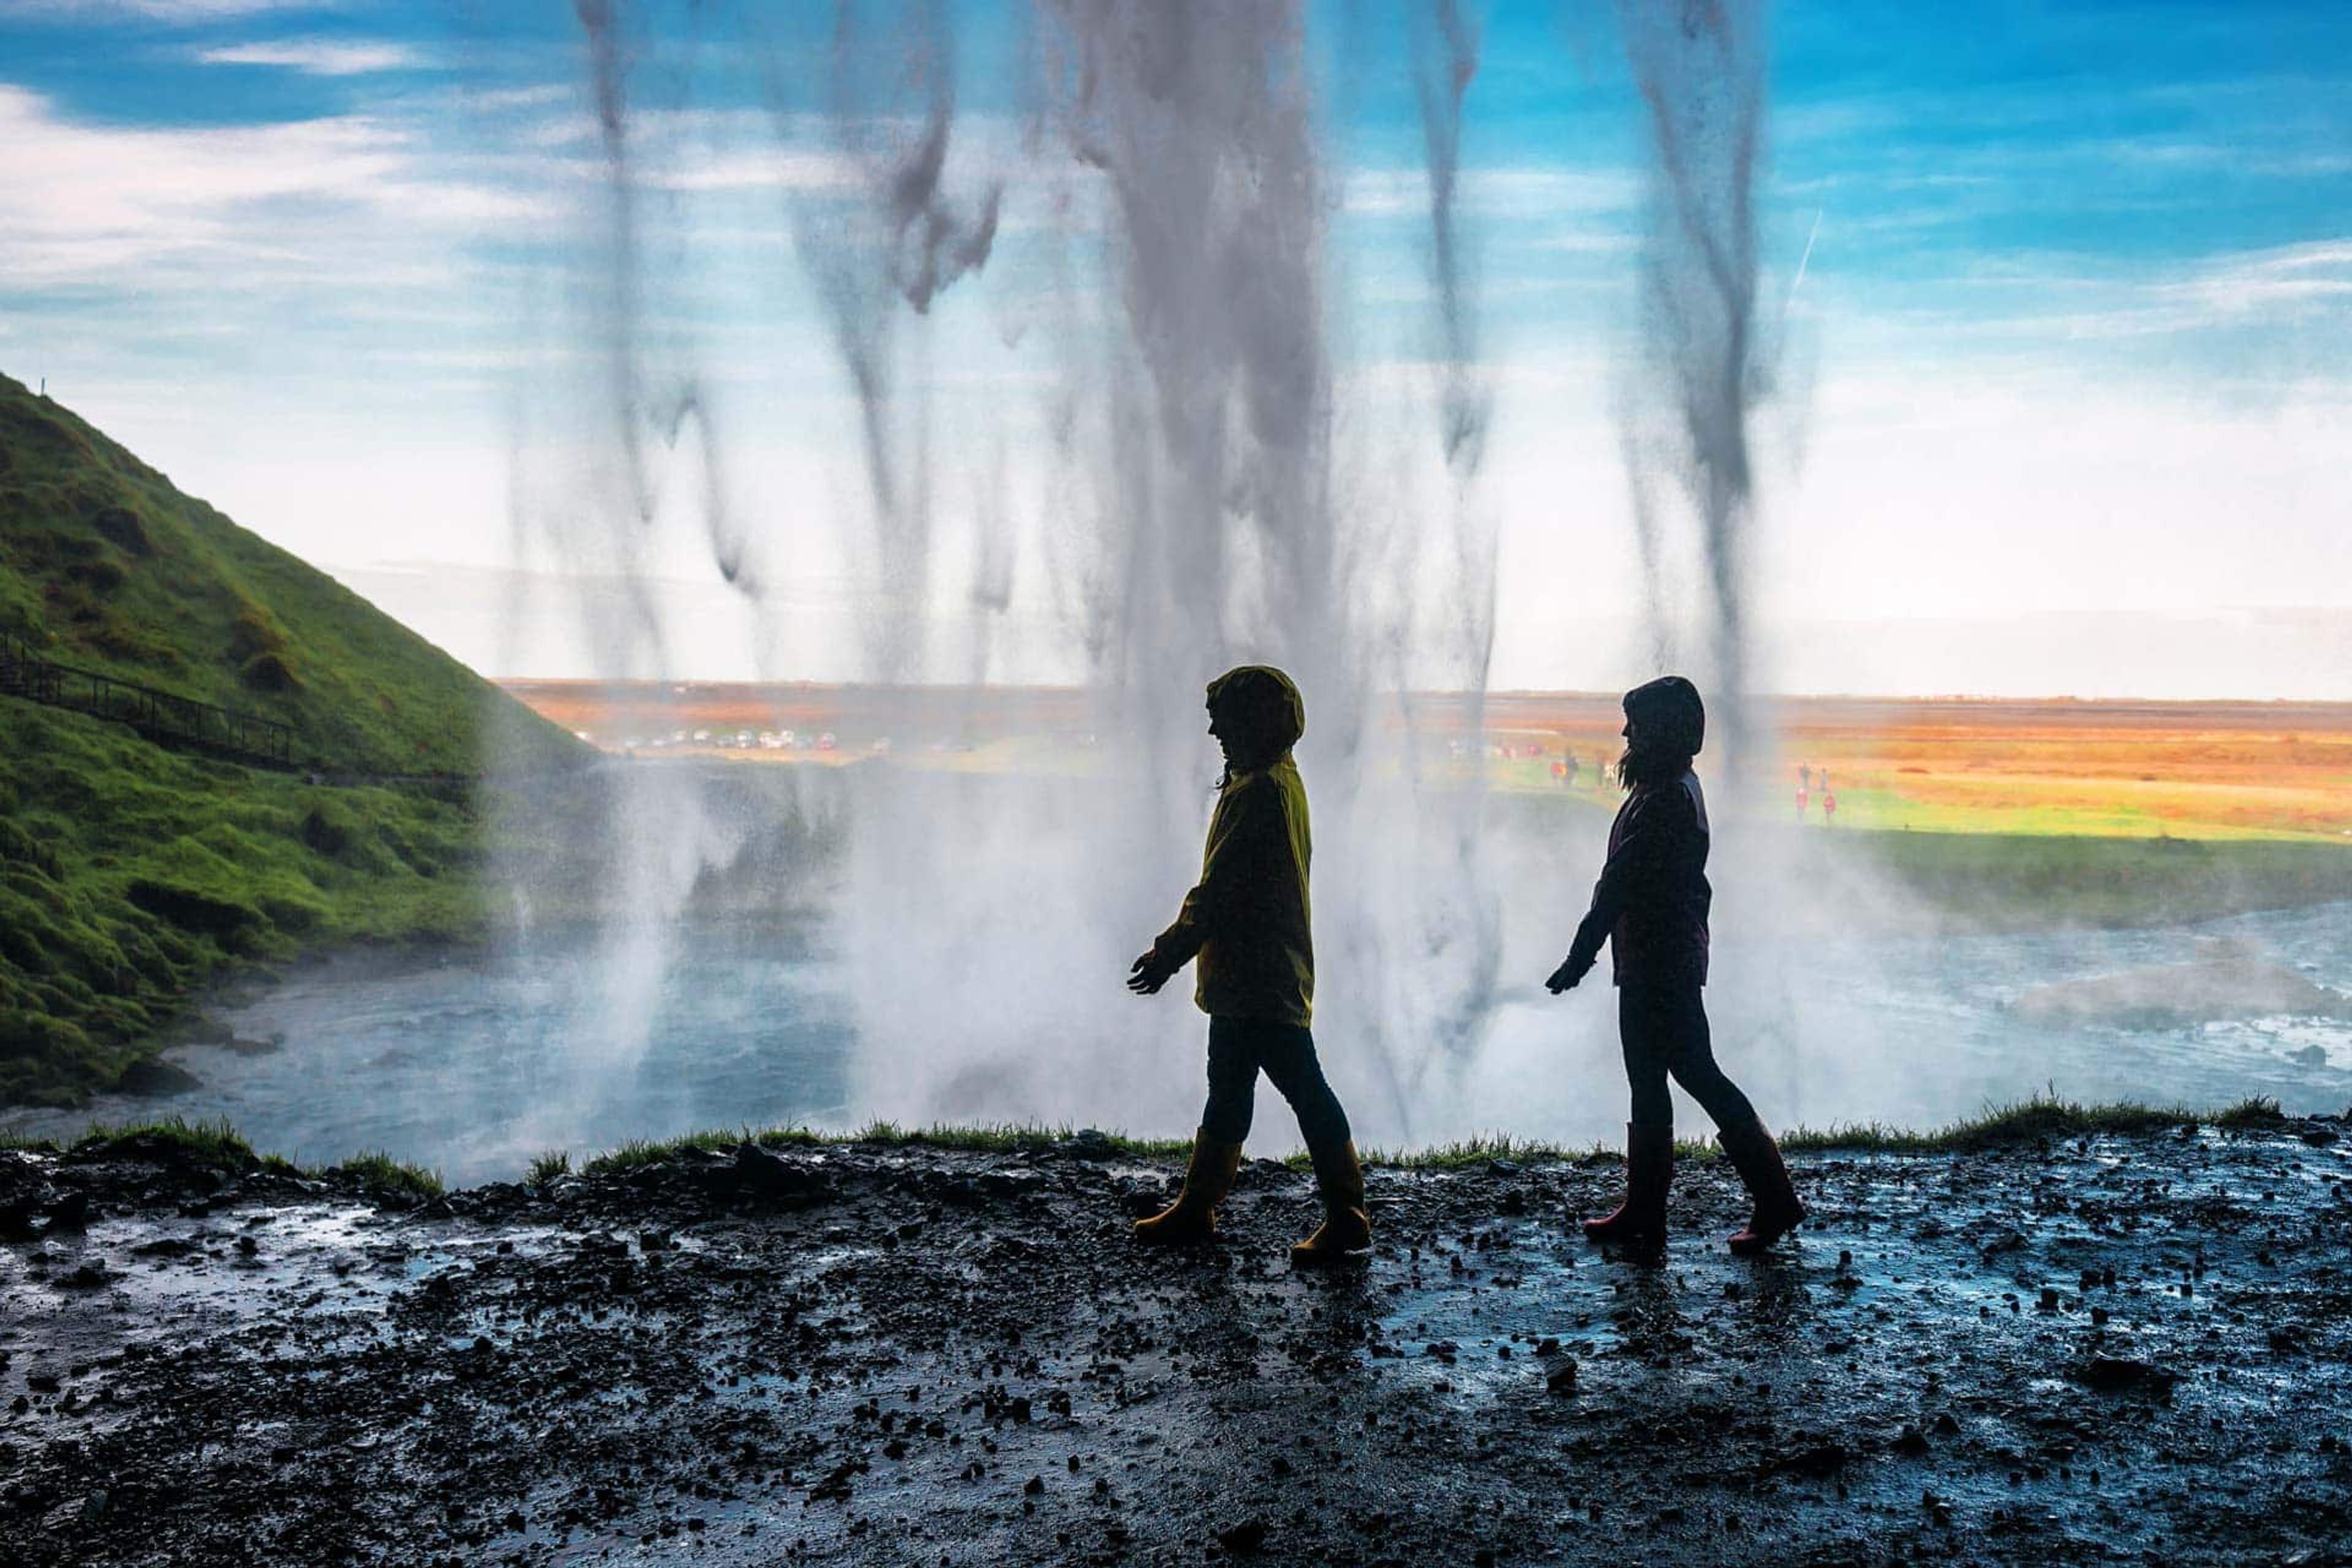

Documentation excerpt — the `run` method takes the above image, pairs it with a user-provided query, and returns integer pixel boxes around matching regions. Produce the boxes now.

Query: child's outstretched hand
[1544,954,1592,994]
[1128,949,1178,995]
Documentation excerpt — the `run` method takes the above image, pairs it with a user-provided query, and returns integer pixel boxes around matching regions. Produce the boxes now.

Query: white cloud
[2168,239,2352,320]
[1525,232,1638,257]
[1952,240,2352,344]
[1804,236,2352,360]
[0,85,401,276]
[2,54,2345,698]
[0,84,551,285]
[1,0,338,19]
[648,146,864,196]
[1344,165,1638,221]
[197,38,428,77]
[462,83,573,115]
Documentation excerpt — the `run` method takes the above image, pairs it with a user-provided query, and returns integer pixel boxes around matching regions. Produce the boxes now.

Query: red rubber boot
[1581,1123,1672,1246]
[1717,1112,1806,1254]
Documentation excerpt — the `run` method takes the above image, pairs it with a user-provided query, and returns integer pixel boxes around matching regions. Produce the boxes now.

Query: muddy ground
[4,1123,2350,1567]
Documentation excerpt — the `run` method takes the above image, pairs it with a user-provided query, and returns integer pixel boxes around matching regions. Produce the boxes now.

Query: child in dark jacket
[1126,666,1368,1266]
[1547,676,1805,1254]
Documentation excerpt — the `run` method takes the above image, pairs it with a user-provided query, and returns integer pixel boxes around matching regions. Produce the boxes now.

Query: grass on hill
[0,677,497,1105]
[0,369,595,1105]
[0,371,582,777]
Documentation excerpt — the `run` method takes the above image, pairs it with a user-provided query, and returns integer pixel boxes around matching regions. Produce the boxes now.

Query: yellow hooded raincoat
[1151,666,1315,1027]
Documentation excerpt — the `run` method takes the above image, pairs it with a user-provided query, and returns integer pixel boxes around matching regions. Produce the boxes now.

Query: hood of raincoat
[1623,674,1705,758]
[1205,665,1306,763]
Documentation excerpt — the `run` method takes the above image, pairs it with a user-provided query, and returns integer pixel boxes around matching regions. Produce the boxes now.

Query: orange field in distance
[503,683,2352,844]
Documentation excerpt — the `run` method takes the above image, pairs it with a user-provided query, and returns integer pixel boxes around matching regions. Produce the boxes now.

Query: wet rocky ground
[4,1120,2351,1567]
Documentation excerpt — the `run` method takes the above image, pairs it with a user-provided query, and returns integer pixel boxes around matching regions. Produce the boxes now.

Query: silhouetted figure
[1798,761,1812,793]
[1128,666,1368,1267]
[1544,677,1806,1255]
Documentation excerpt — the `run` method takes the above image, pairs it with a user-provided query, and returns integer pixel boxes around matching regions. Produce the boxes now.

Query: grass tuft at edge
[6,1095,2309,1191]
[2,1113,440,1193]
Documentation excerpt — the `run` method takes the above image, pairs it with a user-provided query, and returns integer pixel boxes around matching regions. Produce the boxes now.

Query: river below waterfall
[4,902,2346,1183]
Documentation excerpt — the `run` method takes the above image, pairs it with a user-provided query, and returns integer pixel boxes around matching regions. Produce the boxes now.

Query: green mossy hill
[0,370,593,1106]
[0,371,580,775]
[0,699,490,1106]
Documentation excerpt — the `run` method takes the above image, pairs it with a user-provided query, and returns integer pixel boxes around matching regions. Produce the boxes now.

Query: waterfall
[1615,0,1770,772]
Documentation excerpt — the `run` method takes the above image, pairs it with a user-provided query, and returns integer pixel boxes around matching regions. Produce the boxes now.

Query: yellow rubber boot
[1290,1139,1371,1267]
[1134,1128,1243,1246]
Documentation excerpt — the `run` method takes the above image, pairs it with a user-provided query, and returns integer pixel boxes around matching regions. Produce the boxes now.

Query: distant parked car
[816,732,837,753]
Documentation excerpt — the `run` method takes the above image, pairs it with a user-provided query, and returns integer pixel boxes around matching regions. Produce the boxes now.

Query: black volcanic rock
[4,1126,2350,1567]
[111,1057,203,1098]
[729,1142,832,1205]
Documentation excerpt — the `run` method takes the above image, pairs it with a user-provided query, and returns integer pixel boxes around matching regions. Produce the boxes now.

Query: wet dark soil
[5,1122,2351,1566]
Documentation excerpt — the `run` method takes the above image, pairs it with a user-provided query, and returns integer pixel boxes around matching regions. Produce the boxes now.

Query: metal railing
[0,629,298,769]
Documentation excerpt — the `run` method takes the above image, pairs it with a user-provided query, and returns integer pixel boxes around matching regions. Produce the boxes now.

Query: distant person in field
[1126,666,1368,1267]
[1798,761,1812,794]
[1795,785,1809,821]
[1545,677,1806,1255]
[1562,753,1579,790]
[1822,790,1838,826]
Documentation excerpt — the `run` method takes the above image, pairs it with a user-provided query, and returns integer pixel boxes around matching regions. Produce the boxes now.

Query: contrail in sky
[1789,205,1823,302]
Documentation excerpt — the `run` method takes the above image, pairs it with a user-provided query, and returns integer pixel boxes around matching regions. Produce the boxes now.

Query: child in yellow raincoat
[1126,666,1369,1266]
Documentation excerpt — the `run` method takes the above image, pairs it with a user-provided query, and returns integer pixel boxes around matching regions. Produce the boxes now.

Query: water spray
[1615,0,1769,776]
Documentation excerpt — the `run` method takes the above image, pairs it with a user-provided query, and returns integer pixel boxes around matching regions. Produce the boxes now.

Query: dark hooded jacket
[1151,666,1315,1026]
[1566,677,1713,987]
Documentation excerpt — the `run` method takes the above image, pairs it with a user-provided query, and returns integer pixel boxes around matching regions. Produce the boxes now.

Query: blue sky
[1,0,2347,695]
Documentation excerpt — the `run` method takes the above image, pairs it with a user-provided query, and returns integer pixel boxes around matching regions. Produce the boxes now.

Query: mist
[412,0,2352,1169]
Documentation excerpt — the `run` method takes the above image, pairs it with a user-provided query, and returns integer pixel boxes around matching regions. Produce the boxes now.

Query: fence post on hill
[0,625,301,771]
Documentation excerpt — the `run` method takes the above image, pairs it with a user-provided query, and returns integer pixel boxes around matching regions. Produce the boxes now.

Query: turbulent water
[9,899,2346,1184]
